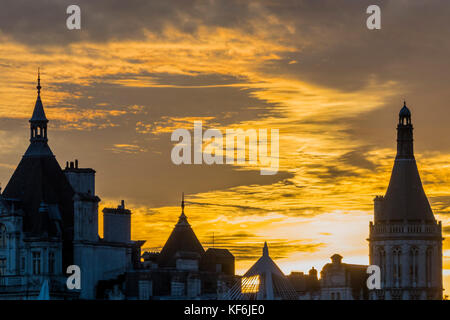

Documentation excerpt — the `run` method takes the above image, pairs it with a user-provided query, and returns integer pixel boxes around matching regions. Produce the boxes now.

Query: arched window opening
[410,247,419,287]
[0,224,6,248]
[426,247,433,287]
[378,247,386,285]
[393,248,401,287]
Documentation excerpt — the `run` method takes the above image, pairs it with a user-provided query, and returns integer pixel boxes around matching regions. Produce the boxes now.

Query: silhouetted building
[0,73,144,299]
[320,254,369,300]
[369,102,443,300]
[200,248,235,276]
[287,267,320,300]
[125,196,237,299]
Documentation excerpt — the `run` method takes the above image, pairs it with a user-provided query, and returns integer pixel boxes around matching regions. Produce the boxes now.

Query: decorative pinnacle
[37,68,41,95]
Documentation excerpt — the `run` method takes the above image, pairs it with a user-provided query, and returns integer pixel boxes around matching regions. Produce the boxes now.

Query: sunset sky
[0,0,449,292]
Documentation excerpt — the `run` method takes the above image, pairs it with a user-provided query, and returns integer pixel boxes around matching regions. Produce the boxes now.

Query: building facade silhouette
[0,73,145,299]
[0,74,444,300]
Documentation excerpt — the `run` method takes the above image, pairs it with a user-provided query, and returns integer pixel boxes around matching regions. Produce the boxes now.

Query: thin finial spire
[37,68,41,95]
[181,192,185,214]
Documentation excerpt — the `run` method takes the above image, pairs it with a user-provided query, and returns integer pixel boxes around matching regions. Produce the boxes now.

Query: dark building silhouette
[0,73,144,299]
[287,268,320,299]
[157,194,205,269]
[125,196,236,299]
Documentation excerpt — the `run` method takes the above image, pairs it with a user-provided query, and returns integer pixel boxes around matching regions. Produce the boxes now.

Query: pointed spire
[30,69,48,123]
[263,241,269,257]
[181,192,185,214]
[37,67,41,96]
[176,192,189,226]
[380,101,436,222]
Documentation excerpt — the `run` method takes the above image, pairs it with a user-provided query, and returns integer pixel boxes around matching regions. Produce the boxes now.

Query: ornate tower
[29,69,48,144]
[369,102,443,300]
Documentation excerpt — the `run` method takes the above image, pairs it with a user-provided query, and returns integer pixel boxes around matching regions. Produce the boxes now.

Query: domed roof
[399,101,411,117]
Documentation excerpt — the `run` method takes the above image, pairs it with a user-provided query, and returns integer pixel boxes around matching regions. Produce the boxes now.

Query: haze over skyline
[0,0,449,292]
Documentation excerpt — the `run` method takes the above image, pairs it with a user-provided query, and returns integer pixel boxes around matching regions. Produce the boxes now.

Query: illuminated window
[241,275,260,294]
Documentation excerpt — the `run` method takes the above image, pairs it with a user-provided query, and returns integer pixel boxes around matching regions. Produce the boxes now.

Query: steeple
[29,69,49,143]
[378,101,435,222]
[176,192,189,226]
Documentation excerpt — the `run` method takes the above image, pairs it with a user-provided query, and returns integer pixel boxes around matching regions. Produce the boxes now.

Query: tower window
[426,247,433,287]
[0,258,6,276]
[0,224,6,248]
[410,247,418,287]
[378,247,386,285]
[392,248,401,287]
[49,251,55,274]
[32,251,41,275]
[20,256,25,274]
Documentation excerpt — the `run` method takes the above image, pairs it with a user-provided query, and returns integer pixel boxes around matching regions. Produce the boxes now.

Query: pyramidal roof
[226,242,298,300]
[157,194,205,267]
[380,103,435,222]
